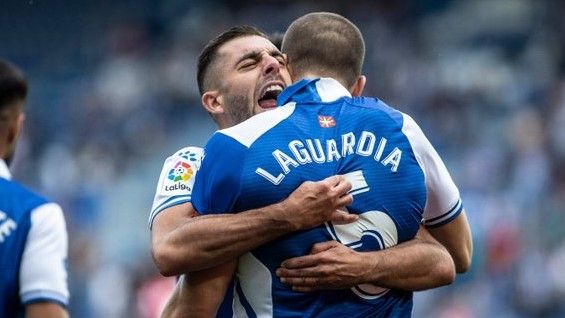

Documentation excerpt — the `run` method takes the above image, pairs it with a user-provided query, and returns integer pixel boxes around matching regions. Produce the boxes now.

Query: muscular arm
[152,175,355,275]
[161,262,237,318]
[277,225,455,292]
[427,210,472,273]
[26,303,68,318]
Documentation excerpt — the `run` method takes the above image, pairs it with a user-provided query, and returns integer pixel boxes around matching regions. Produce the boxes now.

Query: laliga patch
[162,160,194,194]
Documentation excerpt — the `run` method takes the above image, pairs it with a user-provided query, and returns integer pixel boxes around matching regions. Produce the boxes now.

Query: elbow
[455,253,472,274]
[454,244,473,274]
[152,243,183,277]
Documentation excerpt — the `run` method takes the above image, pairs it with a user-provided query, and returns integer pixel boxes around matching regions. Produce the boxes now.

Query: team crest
[318,115,336,128]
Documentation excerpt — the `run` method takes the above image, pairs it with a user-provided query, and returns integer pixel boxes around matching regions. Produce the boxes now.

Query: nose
[261,53,280,76]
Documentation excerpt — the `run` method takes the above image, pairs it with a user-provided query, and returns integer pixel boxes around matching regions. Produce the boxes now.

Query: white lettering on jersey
[356,131,376,156]
[326,139,341,162]
[341,132,356,157]
[255,168,285,185]
[306,139,326,163]
[0,211,17,243]
[256,131,403,185]
[273,150,299,174]
[381,147,402,173]
[288,140,312,164]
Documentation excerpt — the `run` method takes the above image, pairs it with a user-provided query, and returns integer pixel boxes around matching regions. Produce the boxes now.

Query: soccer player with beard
[150,25,459,317]
[151,26,358,317]
[188,13,472,317]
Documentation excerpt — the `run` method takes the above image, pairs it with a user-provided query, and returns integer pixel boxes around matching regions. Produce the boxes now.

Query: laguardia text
[256,131,402,185]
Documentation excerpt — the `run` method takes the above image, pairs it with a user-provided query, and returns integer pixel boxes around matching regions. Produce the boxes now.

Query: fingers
[291,286,316,293]
[277,266,322,277]
[338,193,354,206]
[278,275,321,289]
[310,241,339,254]
[332,176,353,195]
[280,254,319,269]
[276,266,325,291]
[329,209,357,224]
[322,175,345,186]
[323,175,353,196]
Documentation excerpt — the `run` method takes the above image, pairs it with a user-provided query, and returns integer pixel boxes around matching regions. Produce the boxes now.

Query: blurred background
[2,0,565,317]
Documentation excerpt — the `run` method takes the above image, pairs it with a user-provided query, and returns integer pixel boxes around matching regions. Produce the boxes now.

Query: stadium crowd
[1,0,564,317]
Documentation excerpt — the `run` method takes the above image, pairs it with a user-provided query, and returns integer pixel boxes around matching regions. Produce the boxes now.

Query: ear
[201,90,225,116]
[286,58,296,81]
[7,112,25,146]
[350,75,366,97]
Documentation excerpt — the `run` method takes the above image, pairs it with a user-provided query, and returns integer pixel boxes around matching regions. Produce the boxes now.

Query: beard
[223,94,254,127]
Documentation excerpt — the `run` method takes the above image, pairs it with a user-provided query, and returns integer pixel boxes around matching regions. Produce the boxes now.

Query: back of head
[197,25,267,95]
[282,12,365,88]
[0,59,27,117]
[0,59,27,163]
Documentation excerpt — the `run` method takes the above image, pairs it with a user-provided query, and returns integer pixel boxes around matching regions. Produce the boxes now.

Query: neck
[295,72,349,91]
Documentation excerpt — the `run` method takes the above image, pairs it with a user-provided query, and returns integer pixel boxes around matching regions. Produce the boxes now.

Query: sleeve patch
[161,159,196,194]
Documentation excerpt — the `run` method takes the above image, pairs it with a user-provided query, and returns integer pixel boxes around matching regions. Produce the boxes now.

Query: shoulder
[218,103,296,148]
[167,146,204,162]
[1,178,50,209]
[30,202,66,233]
[344,97,406,128]
[163,146,204,175]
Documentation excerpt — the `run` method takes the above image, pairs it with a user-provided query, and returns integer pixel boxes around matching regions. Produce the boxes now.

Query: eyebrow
[235,49,284,67]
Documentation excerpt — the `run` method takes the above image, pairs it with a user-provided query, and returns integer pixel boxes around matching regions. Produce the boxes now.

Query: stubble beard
[224,94,254,127]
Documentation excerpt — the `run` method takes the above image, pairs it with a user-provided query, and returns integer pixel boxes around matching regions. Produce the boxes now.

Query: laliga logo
[168,161,193,182]
[327,210,398,299]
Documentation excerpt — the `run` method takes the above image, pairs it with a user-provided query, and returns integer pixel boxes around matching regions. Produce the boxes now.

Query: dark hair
[197,25,266,95]
[0,59,27,111]
[282,12,365,87]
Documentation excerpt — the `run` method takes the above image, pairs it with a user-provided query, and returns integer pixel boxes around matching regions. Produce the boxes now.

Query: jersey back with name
[193,78,460,318]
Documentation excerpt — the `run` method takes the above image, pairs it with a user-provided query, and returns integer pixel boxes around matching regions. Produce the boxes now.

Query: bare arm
[427,210,472,273]
[277,225,455,292]
[26,303,68,318]
[152,175,355,275]
[161,261,237,318]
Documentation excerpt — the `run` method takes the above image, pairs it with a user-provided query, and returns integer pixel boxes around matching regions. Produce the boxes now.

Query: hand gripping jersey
[192,78,463,318]
[0,160,69,317]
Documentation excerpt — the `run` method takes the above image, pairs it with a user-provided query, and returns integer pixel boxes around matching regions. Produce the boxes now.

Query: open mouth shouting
[257,82,285,109]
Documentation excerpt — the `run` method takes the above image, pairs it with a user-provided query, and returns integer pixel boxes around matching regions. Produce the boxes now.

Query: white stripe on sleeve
[401,114,462,225]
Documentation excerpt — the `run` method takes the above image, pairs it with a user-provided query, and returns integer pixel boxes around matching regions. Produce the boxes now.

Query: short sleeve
[191,132,246,215]
[148,147,203,228]
[19,202,69,307]
[401,114,463,228]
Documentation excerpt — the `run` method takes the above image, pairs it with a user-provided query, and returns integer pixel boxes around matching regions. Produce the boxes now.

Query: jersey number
[326,210,398,299]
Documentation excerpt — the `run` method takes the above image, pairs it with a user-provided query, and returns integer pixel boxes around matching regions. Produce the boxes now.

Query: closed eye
[238,59,258,70]
[275,56,286,66]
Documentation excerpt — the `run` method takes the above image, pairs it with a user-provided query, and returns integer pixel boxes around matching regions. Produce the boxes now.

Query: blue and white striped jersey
[0,159,69,317]
[192,78,463,318]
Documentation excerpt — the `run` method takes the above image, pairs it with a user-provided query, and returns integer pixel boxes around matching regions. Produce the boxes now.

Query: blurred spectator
[1,0,563,316]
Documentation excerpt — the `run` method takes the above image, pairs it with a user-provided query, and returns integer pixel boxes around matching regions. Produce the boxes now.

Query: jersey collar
[0,159,11,180]
[277,77,351,106]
